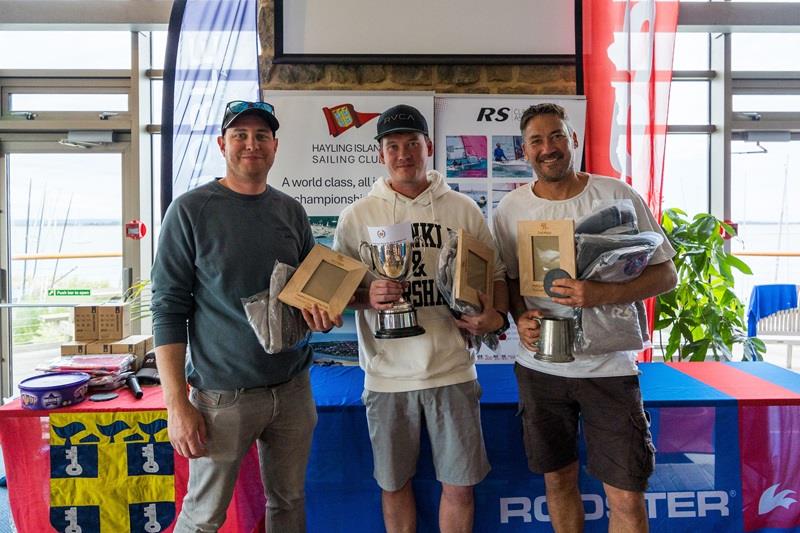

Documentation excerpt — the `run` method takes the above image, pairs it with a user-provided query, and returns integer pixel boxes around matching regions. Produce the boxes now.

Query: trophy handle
[358,241,374,270]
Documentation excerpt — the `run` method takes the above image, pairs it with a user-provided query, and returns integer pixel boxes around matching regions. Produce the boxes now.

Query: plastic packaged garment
[575,303,645,355]
[241,261,311,354]
[435,229,500,353]
[571,201,663,355]
[576,232,664,281]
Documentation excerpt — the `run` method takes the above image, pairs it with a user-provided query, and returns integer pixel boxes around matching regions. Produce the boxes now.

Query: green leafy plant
[654,208,765,361]
[111,278,151,322]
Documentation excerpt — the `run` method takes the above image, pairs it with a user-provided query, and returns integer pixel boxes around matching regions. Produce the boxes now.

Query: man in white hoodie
[333,104,510,533]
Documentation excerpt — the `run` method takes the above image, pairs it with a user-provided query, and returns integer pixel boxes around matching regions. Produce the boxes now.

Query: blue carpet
[0,485,12,532]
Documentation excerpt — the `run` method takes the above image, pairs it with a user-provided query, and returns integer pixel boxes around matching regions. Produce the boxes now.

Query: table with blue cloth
[747,283,798,336]
[308,362,800,533]
[2,362,800,532]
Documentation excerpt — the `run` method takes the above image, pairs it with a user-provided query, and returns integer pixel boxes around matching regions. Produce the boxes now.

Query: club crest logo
[49,411,175,533]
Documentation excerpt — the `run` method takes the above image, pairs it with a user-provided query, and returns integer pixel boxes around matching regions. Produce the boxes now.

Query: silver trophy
[359,238,426,339]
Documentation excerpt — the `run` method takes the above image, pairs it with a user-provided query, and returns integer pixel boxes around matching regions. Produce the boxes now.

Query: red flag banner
[582,0,679,360]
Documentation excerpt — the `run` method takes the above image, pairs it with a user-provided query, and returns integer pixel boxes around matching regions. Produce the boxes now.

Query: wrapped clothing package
[571,201,662,355]
[242,261,310,355]
[576,232,664,281]
[436,230,500,353]
[575,303,645,355]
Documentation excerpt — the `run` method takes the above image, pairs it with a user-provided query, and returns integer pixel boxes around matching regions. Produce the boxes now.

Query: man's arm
[155,343,207,459]
[549,260,678,309]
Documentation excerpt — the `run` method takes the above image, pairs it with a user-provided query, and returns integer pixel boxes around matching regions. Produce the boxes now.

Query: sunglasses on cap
[226,100,275,115]
[221,100,280,134]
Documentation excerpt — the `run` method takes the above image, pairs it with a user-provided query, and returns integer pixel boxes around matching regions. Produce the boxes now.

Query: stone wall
[258,1,576,95]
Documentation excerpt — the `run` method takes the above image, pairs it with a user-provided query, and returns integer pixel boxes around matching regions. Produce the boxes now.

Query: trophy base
[375,302,426,339]
[375,325,426,339]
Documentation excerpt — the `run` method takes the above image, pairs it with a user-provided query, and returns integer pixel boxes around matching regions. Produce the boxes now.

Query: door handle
[0,268,6,303]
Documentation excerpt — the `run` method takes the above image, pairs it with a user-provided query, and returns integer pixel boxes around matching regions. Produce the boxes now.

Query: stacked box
[97,303,131,340]
[61,341,90,356]
[73,306,99,341]
[66,303,134,356]
[83,335,154,369]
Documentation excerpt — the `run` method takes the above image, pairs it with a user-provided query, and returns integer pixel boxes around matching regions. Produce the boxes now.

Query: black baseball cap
[375,104,429,141]
[221,100,280,134]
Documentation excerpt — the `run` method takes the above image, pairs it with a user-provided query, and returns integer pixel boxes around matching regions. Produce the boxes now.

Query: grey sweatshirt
[151,179,315,390]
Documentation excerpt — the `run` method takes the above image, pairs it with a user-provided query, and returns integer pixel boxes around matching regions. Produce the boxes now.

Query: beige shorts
[361,380,491,491]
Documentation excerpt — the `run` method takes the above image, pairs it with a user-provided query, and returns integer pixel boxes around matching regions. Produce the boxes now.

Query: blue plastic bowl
[19,372,91,410]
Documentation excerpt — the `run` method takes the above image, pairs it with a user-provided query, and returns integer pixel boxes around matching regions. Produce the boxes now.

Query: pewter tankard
[533,316,575,363]
[359,238,425,339]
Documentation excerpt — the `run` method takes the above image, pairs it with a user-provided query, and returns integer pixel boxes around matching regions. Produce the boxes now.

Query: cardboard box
[85,335,154,368]
[85,341,114,354]
[61,341,90,356]
[97,303,131,340]
[73,305,99,341]
[110,335,154,367]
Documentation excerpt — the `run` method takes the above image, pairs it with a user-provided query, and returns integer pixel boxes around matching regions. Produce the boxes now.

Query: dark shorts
[514,363,655,492]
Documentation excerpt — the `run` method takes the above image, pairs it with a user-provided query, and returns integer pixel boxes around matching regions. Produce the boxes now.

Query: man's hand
[301,304,343,332]
[368,279,405,310]
[516,309,544,352]
[455,292,505,335]
[167,401,208,459]
[548,278,606,309]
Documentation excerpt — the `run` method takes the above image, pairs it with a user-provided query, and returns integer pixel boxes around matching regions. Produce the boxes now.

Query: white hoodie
[333,170,505,393]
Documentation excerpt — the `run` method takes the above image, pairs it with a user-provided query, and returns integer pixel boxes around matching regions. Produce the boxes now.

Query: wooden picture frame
[453,229,495,308]
[278,245,367,316]
[518,220,576,298]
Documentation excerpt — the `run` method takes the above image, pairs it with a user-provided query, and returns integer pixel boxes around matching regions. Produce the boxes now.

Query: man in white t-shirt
[493,103,677,533]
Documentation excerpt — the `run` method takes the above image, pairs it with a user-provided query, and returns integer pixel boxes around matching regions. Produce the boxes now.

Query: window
[0,31,131,69]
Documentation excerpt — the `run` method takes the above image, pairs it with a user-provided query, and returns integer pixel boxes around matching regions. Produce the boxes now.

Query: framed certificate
[453,229,495,308]
[278,245,367,316]
[517,220,576,297]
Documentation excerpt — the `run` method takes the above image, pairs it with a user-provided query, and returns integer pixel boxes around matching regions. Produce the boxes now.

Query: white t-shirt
[492,175,676,378]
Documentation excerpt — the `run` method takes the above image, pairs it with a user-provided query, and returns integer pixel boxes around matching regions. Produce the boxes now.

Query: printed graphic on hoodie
[406,222,448,309]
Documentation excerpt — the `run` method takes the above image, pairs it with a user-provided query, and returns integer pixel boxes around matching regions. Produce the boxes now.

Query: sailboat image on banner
[491,135,532,177]
[446,135,488,178]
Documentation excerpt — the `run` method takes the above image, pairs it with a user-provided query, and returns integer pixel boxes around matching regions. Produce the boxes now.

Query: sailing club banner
[266,90,434,219]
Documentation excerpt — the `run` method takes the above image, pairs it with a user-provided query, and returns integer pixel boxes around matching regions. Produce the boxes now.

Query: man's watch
[492,310,510,336]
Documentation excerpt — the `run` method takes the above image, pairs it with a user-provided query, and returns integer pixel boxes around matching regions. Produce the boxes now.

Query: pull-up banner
[162,0,261,214]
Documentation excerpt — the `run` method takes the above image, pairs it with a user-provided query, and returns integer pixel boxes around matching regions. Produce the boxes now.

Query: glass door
[1,147,129,395]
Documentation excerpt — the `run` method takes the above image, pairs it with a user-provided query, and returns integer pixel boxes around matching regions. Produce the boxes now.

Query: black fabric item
[574,204,637,235]
[135,351,160,385]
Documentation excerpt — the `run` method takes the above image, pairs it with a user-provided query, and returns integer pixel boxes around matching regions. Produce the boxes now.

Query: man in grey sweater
[151,100,340,533]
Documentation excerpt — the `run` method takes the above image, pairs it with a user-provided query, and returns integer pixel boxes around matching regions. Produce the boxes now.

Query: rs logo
[477,107,510,122]
[759,483,798,515]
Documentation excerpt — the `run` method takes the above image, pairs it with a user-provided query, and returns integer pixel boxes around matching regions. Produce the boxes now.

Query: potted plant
[654,208,765,361]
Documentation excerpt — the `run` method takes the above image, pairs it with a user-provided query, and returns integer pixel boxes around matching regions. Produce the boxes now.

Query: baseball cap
[375,104,429,141]
[221,100,280,134]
